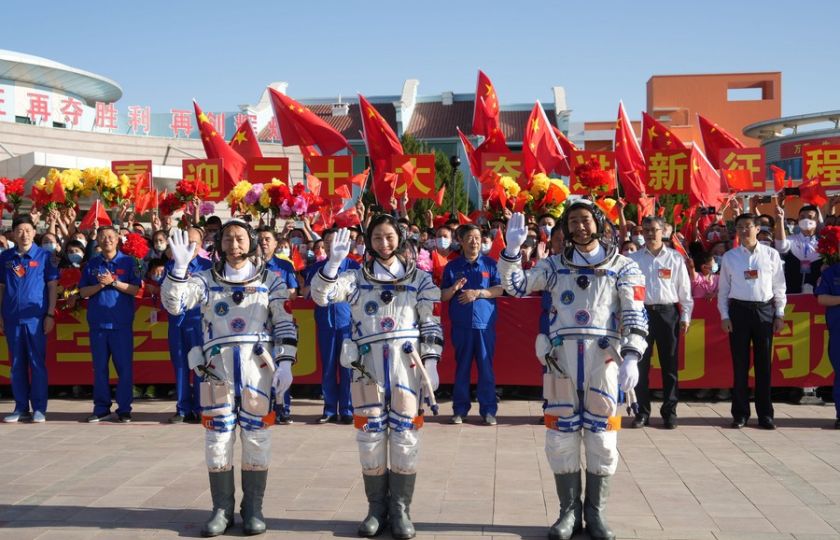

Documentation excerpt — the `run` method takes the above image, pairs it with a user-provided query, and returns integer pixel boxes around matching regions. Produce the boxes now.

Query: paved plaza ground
[1,397,840,539]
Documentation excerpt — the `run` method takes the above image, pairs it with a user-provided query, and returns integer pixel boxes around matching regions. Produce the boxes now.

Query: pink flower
[278,200,292,218]
[416,248,432,272]
[0,182,7,204]
[199,201,215,216]
[243,183,263,205]
[291,195,308,215]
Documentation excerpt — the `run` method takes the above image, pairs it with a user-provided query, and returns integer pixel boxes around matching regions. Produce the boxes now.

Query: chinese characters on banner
[309,155,352,199]
[480,152,525,187]
[780,137,840,159]
[644,148,690,195]
[245,157,289,183]
[569,150,615,194]
[95,102,118,130]
[719,147,766,191]
[170,109,193,137]
[391,154,436,199]
[127,106,151,135]
[802,144,840,189]
[182,159,224,201]
[111,161,153,188]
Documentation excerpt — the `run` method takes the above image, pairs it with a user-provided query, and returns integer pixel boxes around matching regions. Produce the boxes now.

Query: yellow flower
[259,190,271,209]
[499,176,520,197]
[118,174,131,196]
[226,180,253,205]
[529,173,550,198]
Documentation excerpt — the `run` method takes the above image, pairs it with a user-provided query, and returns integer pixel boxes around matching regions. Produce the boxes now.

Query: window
[727,88,763,101]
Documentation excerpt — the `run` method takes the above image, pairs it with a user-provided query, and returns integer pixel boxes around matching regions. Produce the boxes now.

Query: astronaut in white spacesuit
[498,201,647,540]
[310,214,442,540]
[162,219,297,537]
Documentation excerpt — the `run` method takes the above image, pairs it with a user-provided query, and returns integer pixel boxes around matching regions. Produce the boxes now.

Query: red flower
[818,226,840,264]
[121,232,150,260]
[574,158,614,192]
[175,179,211,202]
[292,183,305,197]
[159,193,184,216]
[58,267,82,290]
[29,184,54,209]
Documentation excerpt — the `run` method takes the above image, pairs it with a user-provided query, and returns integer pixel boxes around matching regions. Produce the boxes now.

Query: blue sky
[4,1,837,121]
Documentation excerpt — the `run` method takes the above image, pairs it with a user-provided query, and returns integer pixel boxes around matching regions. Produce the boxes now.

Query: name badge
[28,261,39,267]
[801,260,812,275]
[744,269,759,280]
[658,268,672,279]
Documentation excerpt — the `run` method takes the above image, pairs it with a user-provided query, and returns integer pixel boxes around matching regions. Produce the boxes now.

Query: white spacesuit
[310,216,442,540]
[162,221,297,537]
[498,204,647,540]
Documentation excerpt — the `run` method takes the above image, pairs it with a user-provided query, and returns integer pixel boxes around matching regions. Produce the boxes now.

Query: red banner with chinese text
[0,295,832,390]
[391,154,436,199]
[569,151,615,194]
[644,148,691,195]
[780,137,840,159]
[309,155,353,199]
[245,157,290,183]
[182,159,224,201]
[718,147,766,191]
[111,160,153,186]
[802,144,840,190]
[480,152,525,187]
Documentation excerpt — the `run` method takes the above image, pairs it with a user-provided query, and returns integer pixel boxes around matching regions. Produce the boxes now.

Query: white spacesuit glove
[324,228,351,278]
[504,212,528,258]
[618,352,641,392]
[168,228,195,278]
[424,359,439,392]
[272,361,293,395]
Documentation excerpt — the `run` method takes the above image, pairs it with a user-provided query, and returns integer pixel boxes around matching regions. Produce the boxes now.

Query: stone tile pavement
[1,397,839,539]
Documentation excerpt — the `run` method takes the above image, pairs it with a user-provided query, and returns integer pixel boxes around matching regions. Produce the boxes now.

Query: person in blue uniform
[303,227,359,424]
[1,216,59,424]
[163,227,212,423]
[78,226,141,423]
[257,227,299,424]
[440,223,504,425]
[816,257,840,429]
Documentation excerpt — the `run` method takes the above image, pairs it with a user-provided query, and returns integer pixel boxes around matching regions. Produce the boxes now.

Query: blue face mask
[711,261,719,274]
[42,243,56,253]
[68,252,83,265]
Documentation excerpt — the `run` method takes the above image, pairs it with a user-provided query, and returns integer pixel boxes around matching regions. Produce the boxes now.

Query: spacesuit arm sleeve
[496,252,551,298]
[268,276,298,362]
[416,271,443,361]
[310,267,357,306]
[616,259,649,357]
[160,271,208,316]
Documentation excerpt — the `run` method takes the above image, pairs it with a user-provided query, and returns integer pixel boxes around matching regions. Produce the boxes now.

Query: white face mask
[278,247,290,257]
[290,237,304,246]
[481,243,492,254]
[707,230,722,242]
[759,240,773,247]
[355,244,366,256]
[155,242,167,252]
[799,218,817,232]
[435,237,451,250]
[633,235,644,246]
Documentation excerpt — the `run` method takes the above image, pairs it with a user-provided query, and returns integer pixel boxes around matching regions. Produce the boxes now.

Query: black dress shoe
[758,418,776,430]
[276,413,293,425]
[118,413,132,423]
[731,418,747,429]
[663,417,677,430]
[631,414,649,428]
[317,414,338,424]
[168,414,185,424]
[339,414,354,425]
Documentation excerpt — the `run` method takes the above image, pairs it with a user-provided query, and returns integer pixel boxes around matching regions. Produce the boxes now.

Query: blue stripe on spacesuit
[555,268,618,277]
[238,414,266,431]
[383,343,391,404]
[582,411,609,433]
[576,341,584,392]
[510,270,527,297]
[356,284,418,292]
[244,384,269,399]
[545,402,577,409]
[395,384,417,396]
[357,402,384,409]
[208,285,269,293]
[388,415,419,431]
[589,387,616,403]
[233,346,242,397]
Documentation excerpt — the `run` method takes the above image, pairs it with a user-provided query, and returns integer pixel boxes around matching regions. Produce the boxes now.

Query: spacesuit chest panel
[203,279,272,341]
[548,268,621,337]
[350,278,420,343]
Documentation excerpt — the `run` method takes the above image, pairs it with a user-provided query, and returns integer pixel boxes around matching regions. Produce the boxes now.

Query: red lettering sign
[246,157,290,183]
[182,159,224,201]
[569,151,615,194]
[719,147,767,191]
[309,155,353,198]
[391,154,437,199]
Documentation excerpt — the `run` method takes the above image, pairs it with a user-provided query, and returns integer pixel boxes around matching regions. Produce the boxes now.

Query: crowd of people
[1,191,839,539]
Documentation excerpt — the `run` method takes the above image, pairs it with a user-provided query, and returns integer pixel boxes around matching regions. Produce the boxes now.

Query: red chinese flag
[722,169,755,192]
[333,206,361,228]
[472,70,506,145]
[523,101,566,179]
[393,155,437,200]
[641,112,687,154]
[78,200,111,231]
[194,100,246,194]
[359,94,403,209]
[268,88,352,156]
[672,203,684,227]
[457,211,471,224]
[697,114,745,169]
[228,119,263,160]
[306,174,321,196]
[771,164,787,192]
[689,146,724,207]
[51,178,66,204]
[671,233,689,259]
[457,128,480,177]
[301,145,320,170]
[488,227,506,261]
[540,182,569,208]
[800,177,828,206]
[614,102,646,204]
[290,246,305,272]
[551,126,577,176]
[434,184,446,207]
[637,196,655,220]
[135,190,157,215]
[351,168,369,188]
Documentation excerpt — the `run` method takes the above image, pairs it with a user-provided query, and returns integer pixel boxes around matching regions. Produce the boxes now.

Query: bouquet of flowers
[158,192,184,217]
[1,177,23,213]
[573,157,615,195]
[83,167,132,207]
[225,180,254,213]
[817,225,840,266]
[120,232,150,273]
[175,178,211,203]
[528,173,570,218]
[31,168,89,210]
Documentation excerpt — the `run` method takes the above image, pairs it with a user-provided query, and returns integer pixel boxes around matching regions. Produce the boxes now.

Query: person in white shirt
[774,203,822,293]
[628,217,693,429]
[719,213,786,430]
